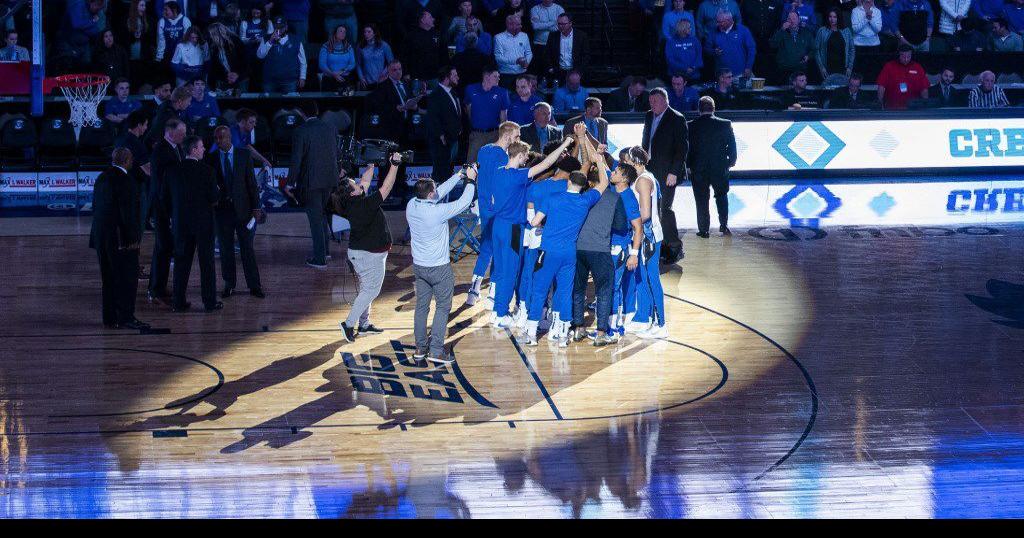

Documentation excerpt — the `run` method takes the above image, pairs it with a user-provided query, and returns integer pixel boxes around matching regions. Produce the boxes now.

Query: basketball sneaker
[640,324,668,340]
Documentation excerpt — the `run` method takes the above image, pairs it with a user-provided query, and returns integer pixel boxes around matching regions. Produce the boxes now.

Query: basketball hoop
[54,74,110,130]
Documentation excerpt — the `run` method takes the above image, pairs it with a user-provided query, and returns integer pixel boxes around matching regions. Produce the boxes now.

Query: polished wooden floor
[1,213,1022,518]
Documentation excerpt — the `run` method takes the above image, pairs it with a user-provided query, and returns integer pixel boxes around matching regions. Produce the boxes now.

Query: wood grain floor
[1,214,1022,518]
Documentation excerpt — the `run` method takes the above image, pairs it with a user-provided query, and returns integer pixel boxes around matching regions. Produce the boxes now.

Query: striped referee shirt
[968,85,1010,108]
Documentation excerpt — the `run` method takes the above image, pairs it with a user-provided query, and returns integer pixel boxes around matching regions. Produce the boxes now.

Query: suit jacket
[605,87,651,113]
[827,87,873,109]
[563,114,608,145]
[520,122,563,151]
[686,114,737,177]
[166,158,220,236]
[930,83,966,107]
[144,102,188,148]
[90,166,140,251]
[425,84,462,143]
[368,78,415,143]
[287,116,340,195]
[206,146,261,221]
[641,107,688,182]
[544,29,589,74]
[149,139,184,208]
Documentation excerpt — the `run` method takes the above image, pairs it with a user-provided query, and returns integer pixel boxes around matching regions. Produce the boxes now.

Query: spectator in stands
[319,0,358,47]
[876,0,901,49]
[156,1,191,64]
[456,15,494,55]
[493,0,533,37]
[508,75,543,125]
[240,5,273,48]
[356,23,394,89]
[706,11,756,80]
[105,78,143,126]
[494,13,533,88]
[220,3,242,36]
[146,81,174,116]
[320,24,356,91]
[607,76,651,113]
[931,67,965,106]
[398,0,446,39]
[938,0,971,44]
[668,73,700,112]
[771,11,815,84]
[991,18,1024,51]
[448,1,473,43]
[781,71,821,108]
[852,0,883,61]
[953,16,987,51]
[464,67,510,162]
[281,0,312,44]
[368,60,421,143]
[564,96,608,145]
[665,18,703,81]
[0,30,29,62]
[828,0,859,26]
[520,102,561,149]
[553,69,590,115]
[257,21,307,93]
[231,108,273,169]
[206,22,248,92]
[701,68,741,109]
[662,0,697,41]
[973,0,1005,33]
[743,0,783,75]
[186,78,220,122]
[894,0,933,51]
[403,10,446,84]
[544,13,587,83]
[1005,0,1024,33]
[122,0,155,90]
[815,8,855,80]
[781,0,818,30]
[170,26,208,86]
[146,85,192,146]
[451,32,490,94]
[969,70,1011,107]
[827,72,873,107]
[530,0,565,70]
[876,44,929,109]
[94,30,131,83]
[696,0,742,40]
[60,0,107,68]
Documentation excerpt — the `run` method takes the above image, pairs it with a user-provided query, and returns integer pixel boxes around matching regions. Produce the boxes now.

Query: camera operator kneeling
[329,152,403,342]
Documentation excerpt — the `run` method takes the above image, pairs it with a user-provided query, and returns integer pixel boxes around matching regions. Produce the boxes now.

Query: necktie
[222,151,233,197]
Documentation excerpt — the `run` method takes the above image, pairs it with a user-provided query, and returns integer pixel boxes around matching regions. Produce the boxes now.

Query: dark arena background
[1,0,1023,520]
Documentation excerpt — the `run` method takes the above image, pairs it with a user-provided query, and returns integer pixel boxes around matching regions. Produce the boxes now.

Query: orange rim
[53,74,111,89]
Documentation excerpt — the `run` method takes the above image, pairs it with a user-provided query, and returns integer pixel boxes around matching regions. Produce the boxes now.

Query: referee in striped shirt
[969,71,1011,108]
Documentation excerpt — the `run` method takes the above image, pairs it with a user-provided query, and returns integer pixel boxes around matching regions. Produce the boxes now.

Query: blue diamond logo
[868,192,896,216]
[727,192,745,216]
[773,184,842,228]
[772,122,846,169]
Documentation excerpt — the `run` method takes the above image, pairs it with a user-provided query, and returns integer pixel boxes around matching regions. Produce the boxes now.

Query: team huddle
[466,120,667,347]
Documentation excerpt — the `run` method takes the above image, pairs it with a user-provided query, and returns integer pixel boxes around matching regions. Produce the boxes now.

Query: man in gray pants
[405,164,479,363]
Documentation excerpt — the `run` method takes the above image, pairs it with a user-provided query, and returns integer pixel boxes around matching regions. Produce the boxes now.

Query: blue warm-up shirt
[491,166,530,223]
[538,189,601,252]
[476,144,509,219]
[611,188,641,247]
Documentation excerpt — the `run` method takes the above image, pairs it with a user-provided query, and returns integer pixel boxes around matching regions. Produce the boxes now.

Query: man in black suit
[144,86,192,147]
[641,87,688,263]
[426,66,462,183]
[686,96,738,238]
[827,73,873,109]
[520,102,562,150]
[367,60,422,144]
[147,118,187,303]
[167,135,222,312]
[544,13,589,83]
[207,126,265,299]
[90,147,150,330]
[286,100,340,269]
[114,110,152,280]
[606,76,651,113]
[930,68,965,107]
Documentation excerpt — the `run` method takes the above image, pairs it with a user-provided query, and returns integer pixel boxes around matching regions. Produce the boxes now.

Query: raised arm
[581,133,609,193]
[528,136,575,178]
[377,153,403,200]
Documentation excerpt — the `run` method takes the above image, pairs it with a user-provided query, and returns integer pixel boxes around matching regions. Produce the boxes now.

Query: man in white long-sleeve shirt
[494,15,533,90]
[938,0,972,37]
[851,0,884,61]
[406,165,479,363]
[256,21,307,93]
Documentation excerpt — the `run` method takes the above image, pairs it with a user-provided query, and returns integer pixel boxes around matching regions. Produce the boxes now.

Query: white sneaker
[558,333,571,348]
[625,320,651,334]
[523,333,539,346]
[547,320,565,341]
[491,314,512,329]
[465,289,479,306]
[640,325,668,340]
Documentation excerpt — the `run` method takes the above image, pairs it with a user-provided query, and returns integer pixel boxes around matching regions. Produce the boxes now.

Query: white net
[58,76,110,129]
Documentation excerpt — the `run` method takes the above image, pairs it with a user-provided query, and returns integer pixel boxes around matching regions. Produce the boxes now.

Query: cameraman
[405,164,479,364]
[287,100,339,269]
[330,152,403,342]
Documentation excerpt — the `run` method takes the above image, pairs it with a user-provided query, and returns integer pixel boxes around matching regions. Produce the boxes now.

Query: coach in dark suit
[606,77,651,113]
[563,97,608,149]
[286,100,340,269]
[641,88,688,263]
[520,102,563,151]
[91,148,150,330]
[543,13,589,83]
[367,60,419,144]
[207,125,264,299]
[426,66,462,183]
[147,118,187,303]
[167,135,222,313]
[687,96,737,238]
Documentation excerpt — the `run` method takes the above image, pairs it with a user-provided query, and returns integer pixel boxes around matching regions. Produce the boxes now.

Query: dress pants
[98,246,139,325]
[429,136,458,183]
[304,188,332,265]
[173,229,218,309]
[215,204,262,291]
[413,263,455,357]
[490,217,522,317]
[658,178,682,257]
[572,250,614,333]
[690,170,730,234]
[149,200,174,295]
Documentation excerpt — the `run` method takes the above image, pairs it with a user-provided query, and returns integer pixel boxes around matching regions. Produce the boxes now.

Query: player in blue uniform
[608,161,643,336]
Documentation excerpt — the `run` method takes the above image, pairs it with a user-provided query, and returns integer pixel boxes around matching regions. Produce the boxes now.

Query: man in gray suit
[287,100,340,269]
[562,97,608,152]
[519,102,563,150]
